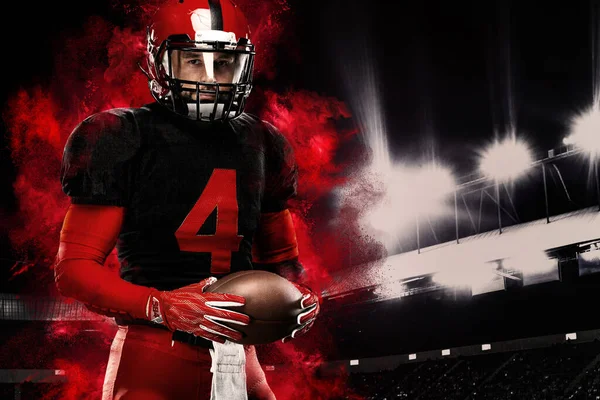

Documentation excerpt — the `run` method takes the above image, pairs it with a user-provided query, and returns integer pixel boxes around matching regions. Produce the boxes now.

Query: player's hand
[146,277,250,344]
[282,282,320,343]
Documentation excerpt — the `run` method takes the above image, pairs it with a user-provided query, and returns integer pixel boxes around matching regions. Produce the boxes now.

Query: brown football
[205,270,303,345]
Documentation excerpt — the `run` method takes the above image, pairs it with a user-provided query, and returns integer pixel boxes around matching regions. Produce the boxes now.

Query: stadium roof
[325,206,600,297]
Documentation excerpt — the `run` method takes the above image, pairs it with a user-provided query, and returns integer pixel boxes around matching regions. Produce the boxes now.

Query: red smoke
[234,0,296,80]
[262,90,352,199]
[261,89,386,292]
[2,0,382,398]
[261,341,363,400]
[4,88,71,291]
[3,17,150,293]
[0,320,115,399]
[39,321,117,400]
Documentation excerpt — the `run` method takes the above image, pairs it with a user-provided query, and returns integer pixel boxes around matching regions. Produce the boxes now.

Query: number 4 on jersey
[175,169,243,274]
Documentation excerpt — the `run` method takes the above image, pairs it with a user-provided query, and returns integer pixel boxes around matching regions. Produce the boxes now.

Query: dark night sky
[1,0,598,272]
[310,0,595,170]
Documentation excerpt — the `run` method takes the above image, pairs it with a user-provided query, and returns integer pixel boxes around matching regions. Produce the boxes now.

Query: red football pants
[102,325,270,400]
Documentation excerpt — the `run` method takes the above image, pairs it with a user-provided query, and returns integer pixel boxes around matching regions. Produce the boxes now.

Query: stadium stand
[339,338,600,399]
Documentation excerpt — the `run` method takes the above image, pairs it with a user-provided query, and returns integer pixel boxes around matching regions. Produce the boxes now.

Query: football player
[53,0,320,399]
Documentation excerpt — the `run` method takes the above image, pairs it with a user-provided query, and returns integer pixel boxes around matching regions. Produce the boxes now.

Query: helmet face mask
[145,0,255,122]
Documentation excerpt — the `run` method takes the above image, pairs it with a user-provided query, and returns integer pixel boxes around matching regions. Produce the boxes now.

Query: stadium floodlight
[414,164,456,207]
[350,360,359,366]
[409,354,417,360]
[479,136,533,182]
[386,163,456,214]
[566,105,600,210]
[564,133,600,159]
[363,162,456,252]
[478,136,532,233]
[567,105,600,159]
[482,344,491,351]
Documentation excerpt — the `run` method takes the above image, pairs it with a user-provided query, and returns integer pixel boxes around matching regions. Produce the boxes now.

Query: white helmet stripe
[191,9,212,33]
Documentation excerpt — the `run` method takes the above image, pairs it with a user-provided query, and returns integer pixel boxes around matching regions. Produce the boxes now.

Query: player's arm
[55,204,150,320]
[252,121,319,342]
[251,209,303,282]
[253,121,305,283]
[54,204,249,343]
[251,209,320,342]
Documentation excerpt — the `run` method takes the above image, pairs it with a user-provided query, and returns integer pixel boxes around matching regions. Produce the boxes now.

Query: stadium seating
[344,340,600,399]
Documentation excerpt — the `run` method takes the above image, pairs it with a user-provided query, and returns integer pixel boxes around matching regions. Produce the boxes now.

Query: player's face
[170,50,236,101]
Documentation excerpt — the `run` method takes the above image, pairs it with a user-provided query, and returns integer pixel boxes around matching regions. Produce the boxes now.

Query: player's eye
[187,59,204,66]
[216,59,234,68]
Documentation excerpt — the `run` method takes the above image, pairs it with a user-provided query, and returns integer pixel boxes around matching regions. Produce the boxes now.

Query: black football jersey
[60,103,297,291]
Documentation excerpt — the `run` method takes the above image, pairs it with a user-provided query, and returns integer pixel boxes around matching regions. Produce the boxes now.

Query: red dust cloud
[3,16,151,293]
[0,320,116,400]
[260,340,364,400]
[234,0,296,80]
[2,0,385,398]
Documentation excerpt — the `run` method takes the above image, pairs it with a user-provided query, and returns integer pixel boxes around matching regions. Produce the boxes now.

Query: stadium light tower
[479,137,533,234]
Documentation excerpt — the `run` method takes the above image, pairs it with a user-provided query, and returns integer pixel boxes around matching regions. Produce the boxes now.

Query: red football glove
[282,282,320,343]
[147,277,250,344]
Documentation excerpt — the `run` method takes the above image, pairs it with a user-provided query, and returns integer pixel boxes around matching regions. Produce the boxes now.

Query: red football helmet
[145,0,255,121]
